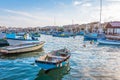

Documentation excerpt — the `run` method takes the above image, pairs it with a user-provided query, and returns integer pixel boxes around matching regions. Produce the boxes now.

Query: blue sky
[0,0,120,27]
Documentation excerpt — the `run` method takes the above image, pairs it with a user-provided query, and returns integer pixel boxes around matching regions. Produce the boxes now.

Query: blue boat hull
[35,60,68,70]
[84,36,97,41]
[98,39,120,45]
[84,33,98,41]
[77,31,84,35]
[52,33,70,37]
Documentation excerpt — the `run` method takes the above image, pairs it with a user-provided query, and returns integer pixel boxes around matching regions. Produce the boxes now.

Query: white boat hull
[7,39,40,45]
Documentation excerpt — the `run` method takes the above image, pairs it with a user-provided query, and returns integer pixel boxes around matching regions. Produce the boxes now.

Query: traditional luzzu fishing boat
[0,41,45,54]
[6,33,40,45]
[35,48,70,70]
[52,32,70,37]
[83,22,100,41]
[98,39,120,45]
[77,30,84,35]
[84,32,98,41]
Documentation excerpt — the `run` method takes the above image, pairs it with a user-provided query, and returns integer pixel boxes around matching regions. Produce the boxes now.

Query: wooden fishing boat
[98,39,120,45]
[0,41,45,54]
[77,30,84,35]
[84,32,98,41]
[6,33,40,45]
[35,48,70,70]
[7,38,40,46]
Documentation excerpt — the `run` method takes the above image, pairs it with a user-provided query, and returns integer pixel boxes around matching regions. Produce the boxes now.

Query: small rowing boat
[35,48,70,70]
[0,41,45,54]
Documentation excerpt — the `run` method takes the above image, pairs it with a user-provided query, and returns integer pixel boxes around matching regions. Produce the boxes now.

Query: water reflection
[35,63,70,80]
[0,48,45,60]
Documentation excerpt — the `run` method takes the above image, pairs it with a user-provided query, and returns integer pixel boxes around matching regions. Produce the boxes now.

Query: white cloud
[102,3,120,22]
[82,3,92,7]
[4,9,33,17]
[3,9,51,20]
[73,1,82,6]
[106,0,120,2]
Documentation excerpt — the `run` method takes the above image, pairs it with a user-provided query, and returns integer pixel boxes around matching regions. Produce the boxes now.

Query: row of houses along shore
[0,21,120,35]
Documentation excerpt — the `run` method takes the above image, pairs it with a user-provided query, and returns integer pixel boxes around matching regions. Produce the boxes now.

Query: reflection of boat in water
[35,48,70,70]
[0,41,45,54]
[35,63,70,80]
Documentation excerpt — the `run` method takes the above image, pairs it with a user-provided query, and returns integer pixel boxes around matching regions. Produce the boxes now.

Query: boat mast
[99,0,102,33]
[100,0,102,27]
[72,19,74,25]
[54,16,56,26]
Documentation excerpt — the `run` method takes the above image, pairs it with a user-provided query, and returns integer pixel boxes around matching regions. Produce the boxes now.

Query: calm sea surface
[0,35,120,80]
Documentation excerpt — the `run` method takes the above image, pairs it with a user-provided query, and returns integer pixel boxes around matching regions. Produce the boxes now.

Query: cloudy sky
[0,0,120,27]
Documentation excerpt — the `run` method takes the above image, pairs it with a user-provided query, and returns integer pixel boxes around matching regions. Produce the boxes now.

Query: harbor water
[0,35,120,80]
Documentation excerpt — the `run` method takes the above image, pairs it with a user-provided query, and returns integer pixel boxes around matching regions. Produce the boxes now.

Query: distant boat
[0,39,8,46]
[77,30,84,35]
[6,33,40,45]
[0,32,8,45]
[84,32,98,41]
[0,41,45,54]
[52,32,74,37]
[35,48,70,70]
[30,32,41,38]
